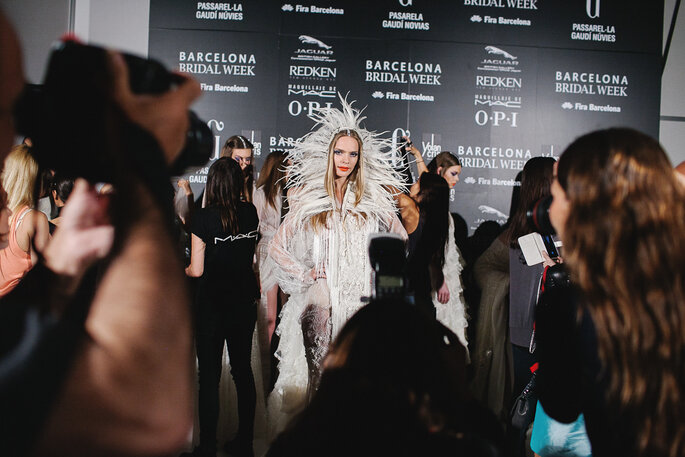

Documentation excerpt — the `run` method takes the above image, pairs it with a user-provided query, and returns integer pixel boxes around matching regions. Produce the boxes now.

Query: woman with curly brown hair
[536,128,685,457]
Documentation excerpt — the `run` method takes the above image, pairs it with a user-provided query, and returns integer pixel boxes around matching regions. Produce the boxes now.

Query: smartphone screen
[541,234,559,259]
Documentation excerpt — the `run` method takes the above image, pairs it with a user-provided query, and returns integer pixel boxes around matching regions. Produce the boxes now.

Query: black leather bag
[510,371,537,430]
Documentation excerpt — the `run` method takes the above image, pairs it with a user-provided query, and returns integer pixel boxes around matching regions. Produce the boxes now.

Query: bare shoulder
[18,208,49,234]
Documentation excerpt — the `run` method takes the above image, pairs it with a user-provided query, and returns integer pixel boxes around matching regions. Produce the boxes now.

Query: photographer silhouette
[0,10,202,456]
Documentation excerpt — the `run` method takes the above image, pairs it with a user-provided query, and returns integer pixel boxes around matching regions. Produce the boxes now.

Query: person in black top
[404,173,450,316]
[185,157,259,457]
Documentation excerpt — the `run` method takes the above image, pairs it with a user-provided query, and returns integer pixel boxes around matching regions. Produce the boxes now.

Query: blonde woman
[267,98,406,436]
[0,144,49,296]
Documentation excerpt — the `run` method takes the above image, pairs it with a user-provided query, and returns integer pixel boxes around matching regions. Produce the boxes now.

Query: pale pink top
[0,206,34,297]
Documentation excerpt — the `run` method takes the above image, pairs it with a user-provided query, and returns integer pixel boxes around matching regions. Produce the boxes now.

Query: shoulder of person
[18,208,48,233]
[239,201,259,222]
[239,200,257,212]
[30,208,49,224]
[191,207,212,233]
[397,193,417,209]
[193,206,212,220]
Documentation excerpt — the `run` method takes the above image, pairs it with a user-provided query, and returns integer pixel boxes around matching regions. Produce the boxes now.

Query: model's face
[549,163,570,240]
[231,148,252,170]
[441,165,461,188]
[333,136,359,180]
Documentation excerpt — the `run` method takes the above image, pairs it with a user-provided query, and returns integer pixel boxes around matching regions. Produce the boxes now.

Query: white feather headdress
[285,95,405,226]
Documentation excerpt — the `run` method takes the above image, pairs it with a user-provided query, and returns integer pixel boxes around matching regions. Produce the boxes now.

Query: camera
[368,234,408,300]
[13,40,212,182]
[526,195,555,235]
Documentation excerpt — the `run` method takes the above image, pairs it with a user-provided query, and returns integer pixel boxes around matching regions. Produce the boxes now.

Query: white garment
[253,186,282,292]
[433,215,469,354]
[253,186,282,393]
[263,95,408,438]
[266,188,406,438]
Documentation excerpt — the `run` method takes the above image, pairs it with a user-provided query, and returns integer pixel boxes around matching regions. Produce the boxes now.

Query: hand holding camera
[108,51,201,166]
[14,40,211,182]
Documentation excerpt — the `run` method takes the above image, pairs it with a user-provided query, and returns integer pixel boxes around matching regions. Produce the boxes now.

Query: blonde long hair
[311,130,365,229]
[1,144,39,212]
[558,128,685,457]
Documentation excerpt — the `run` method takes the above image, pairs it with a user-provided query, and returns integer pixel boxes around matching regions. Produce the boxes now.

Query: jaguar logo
[298,35,332,49]
[485,46,517,60]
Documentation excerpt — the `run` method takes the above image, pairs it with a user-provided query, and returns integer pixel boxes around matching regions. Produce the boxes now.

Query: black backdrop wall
[149,0,663,233]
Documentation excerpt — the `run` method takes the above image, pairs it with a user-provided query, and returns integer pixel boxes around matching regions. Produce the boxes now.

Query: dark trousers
[195,299,257,452]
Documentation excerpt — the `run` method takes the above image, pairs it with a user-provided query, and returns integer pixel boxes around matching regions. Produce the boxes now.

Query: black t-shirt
[191,202,259,303]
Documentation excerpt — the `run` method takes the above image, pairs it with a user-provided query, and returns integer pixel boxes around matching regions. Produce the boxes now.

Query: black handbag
[510,371,537,430]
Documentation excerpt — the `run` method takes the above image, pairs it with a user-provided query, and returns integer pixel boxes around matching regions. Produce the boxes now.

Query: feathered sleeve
[268,214,314,295]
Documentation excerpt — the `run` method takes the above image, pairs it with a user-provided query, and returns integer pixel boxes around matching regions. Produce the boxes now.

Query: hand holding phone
[518,232,562,266]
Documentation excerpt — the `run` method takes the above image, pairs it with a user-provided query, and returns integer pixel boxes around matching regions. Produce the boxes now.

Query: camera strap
[529,266,548,354]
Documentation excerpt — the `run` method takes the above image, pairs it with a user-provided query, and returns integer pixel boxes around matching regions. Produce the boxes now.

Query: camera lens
[169,111,213,176]
[526,195,555,235]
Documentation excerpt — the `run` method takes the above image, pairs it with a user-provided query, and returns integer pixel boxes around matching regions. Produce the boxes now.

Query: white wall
[1,0,71,83]
[661,0,685,166]
[74,0,149,56]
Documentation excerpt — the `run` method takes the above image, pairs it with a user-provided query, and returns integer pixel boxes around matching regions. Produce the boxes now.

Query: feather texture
[285,94,406,227]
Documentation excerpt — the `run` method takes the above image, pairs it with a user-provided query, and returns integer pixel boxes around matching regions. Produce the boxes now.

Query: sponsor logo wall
[149,0,662,233]
[149,28,278,189]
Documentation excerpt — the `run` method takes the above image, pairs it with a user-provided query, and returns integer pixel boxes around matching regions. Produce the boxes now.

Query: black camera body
[13,40,211,182]
[368,234,408,301]
[526,195,555,235]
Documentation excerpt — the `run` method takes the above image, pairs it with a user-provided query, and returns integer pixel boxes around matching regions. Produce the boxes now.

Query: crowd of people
[0,8,684,457]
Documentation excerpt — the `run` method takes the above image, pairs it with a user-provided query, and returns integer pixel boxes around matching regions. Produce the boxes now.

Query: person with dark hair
[48,175,74,233]
[185,157,260,457]
[499,156,555,454]
[536,128,685,457]
[399,140,469,349]
[404,141,462,194]
[267,299,504,457]
[405,173,450,314]
[505,158,555,375]
[36,166,57,219]
[222,134,255,203]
